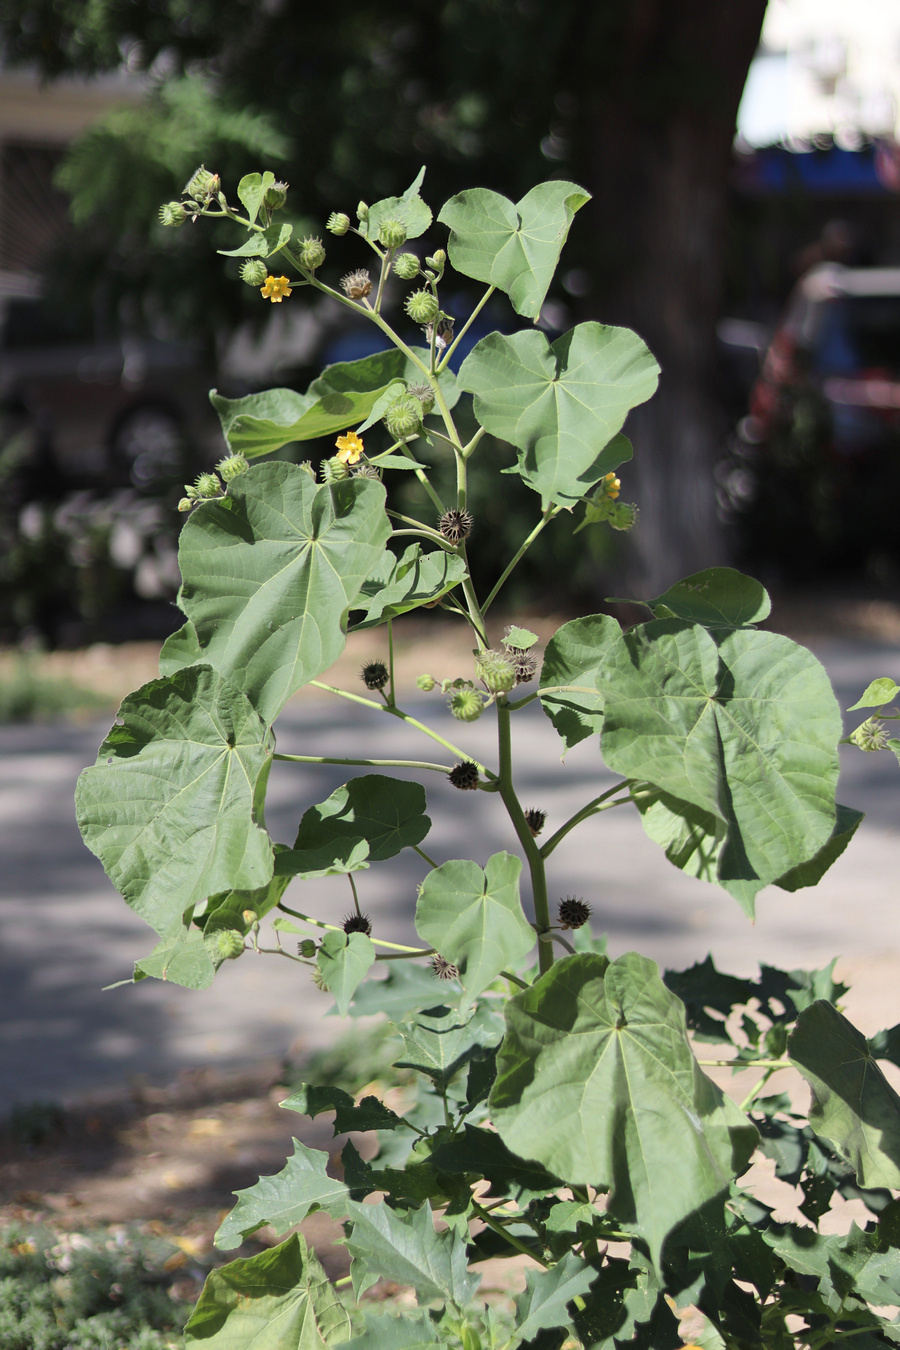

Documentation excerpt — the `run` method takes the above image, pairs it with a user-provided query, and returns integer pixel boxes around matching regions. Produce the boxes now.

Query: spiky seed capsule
[525,808,546,837]
[215,929,245,960]
[298,236,326,271]
[449,689,485,723]
[327,212,350,235]
[851,717,891,752]
[159,201,186,227]
[195,472,223,499]
[183,166,219,201]
[341,269,373,300]
[351,463,381,479]
[416,673,436,692]
[263,180,289,210]
[177,497,193,512]
[384,393,422,439]
[378,218,408,248]
[431,954,460,981]
[321,455,349,483]
[508,647,538,684]
[361,660,389,691]
[474,649,516,694]
[405,289,439,324]
[439,509,473,544]
[449,761,480,790]
[217,453,249,482]
[558,896,591,930]
[240,258,268,287]
[408,383,435,416]
[393,252,420,280]
[608,501,638,532]
[297,939,317,958]
[343,913,373,936]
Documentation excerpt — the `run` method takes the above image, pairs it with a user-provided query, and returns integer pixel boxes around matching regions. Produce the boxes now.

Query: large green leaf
[457,323,658,507]
[513,1253,596,1344]
[539,613,625,752]
[415,852,535,1004]
[489,952,758,1266]
[789,1001,900,1190]
[350,544,467,629]
[176,465,390,724]
[344,1199,479,1306]
[344,962,454,1019]
[185,1234,350,1348]
[316,931,377,1016]
[276,775,430,879]
[645,567,772,627]
[215,1140,350,1251]
[438,180,590,319]
[236,171,277,225]
[280,1083,403,1134]
[429,1122,562,1206]
[394,1003,504,1090]
[359,166,433,244]
[132,914,216,989]
[306,347,459,410]
[345,1311,442,1350]
[75,666,273,937]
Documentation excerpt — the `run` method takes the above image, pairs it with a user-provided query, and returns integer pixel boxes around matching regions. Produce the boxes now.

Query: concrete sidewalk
[2,636,899,1109]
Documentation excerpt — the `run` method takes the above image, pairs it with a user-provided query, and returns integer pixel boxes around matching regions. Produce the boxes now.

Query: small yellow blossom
[335,431,364,465]
[260,275,293,303]
[601,472,621,499]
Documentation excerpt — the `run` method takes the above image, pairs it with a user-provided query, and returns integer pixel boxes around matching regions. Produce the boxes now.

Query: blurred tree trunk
[580,0,767,593]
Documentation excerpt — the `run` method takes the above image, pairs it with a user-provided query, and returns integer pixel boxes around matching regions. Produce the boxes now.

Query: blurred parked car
[718,264,900,578]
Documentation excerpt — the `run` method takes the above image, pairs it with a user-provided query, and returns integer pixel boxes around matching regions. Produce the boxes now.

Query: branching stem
[496,696,553,975]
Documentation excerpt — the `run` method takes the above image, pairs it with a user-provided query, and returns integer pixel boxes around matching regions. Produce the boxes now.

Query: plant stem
[461,425,486,460]
[739,1067,777,1112]
[276,904,425,952]
[386,508,448,545]
[348,873,362,918]
[540,786,633,858]
[496,696,554,974]
[399,442,448,515]
[386,618,396,708]
[483,508,558,614]
[274,752,452,774]
[697,1059,788,1070]
[413,844,439,868]
[376,949,434,961]
[439,285,495,369]
[470,1200,549,1267]
[501,970,529,990]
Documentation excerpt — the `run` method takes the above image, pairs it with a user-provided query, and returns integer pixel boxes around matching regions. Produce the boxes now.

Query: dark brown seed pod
[525,808,546,837]
[343,913,373,936]
[558,896,591,930]
[438,508,474,544]
[341,268,372,299]
[449,761,480,790]
[361,660,389,690]
[509,647,539,684]
[431,954,460,981]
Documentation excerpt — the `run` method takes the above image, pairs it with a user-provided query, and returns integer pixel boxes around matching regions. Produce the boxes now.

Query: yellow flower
[601,472,621,500]
[335,431,364,464]
[260,275,293,303]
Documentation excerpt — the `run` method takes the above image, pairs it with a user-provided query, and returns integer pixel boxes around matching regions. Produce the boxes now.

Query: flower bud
[449,689,485,723]
[217,453,249,482]
[194,472,223,499]
[159,201,187,227]
[425,249,446,274]
[327,212,351,235]
[384,393,422,440]
[378,218,407,248]
[297,236,326,271]
[321,455,350,483]
[240,258,268,287]
[242,910,259,926]
[393,252,420,281]
[263,180,289,210]
[474,648,516,694]
[405,289,440,324]
[215,929,245,960]
[357,201,369,223]
[416,673,436,692]
[183,166,219,202]
[177,497,193,512]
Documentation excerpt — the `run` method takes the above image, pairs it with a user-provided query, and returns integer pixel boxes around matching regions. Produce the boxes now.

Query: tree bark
[578,0,767,594]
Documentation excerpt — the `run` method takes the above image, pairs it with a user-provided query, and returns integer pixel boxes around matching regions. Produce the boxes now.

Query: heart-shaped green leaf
[458,323,658,506]
[350,544,467,629]
[184,1234,349,1348]
[218,220,292,258]
[847,677,900,711]
[415,852,534,1004]
[359,167,433,244]
[646,567,771,627]
[215,1140,350,1250]
[317,930,376,1016]
[176,464,390,724]
[276,775,430,879]
[236,171,277,225]
[539,613,626,752]
[438,180,590,319]
[489,952,758,1266]
[75,665,274,937]
[133,915,216,989]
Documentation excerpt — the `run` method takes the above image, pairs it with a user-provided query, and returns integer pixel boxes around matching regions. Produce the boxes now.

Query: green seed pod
[297,939,317,959]
[321,455,349,483]
[327,211,351,235]
[474,648,516,694]
[158,201,186,227]
[240,258,268,287]
[384,393,423,439]
[263,180,289,210]
[215,929,245,960]
[393,252,420,280]
[378,218,408,248]
[194,472,223,499]
[416,673,436,692]
[608,501,638,531]
[850,717,890,752]
[177,497,193,513]
[449,689,485,723]
[183,166,219,201]
[408,382,435,416]
[217,453,249,482]
[297,235,326,271]
[356,201,369,223]
[405,289,440,324]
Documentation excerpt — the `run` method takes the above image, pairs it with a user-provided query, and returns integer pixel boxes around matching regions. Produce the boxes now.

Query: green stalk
[274,752,452,774]
[386,618,396,708]
[483,507,559,614]
[540,785,633,858]
[496,696,553,974]
[439,285,495,369]
[470,1200,549,1268]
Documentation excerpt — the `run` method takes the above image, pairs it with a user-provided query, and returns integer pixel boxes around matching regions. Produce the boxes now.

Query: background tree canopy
[2,0,767,591]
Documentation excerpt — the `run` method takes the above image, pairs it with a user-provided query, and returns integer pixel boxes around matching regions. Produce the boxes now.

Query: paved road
[2,637,899,1109]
